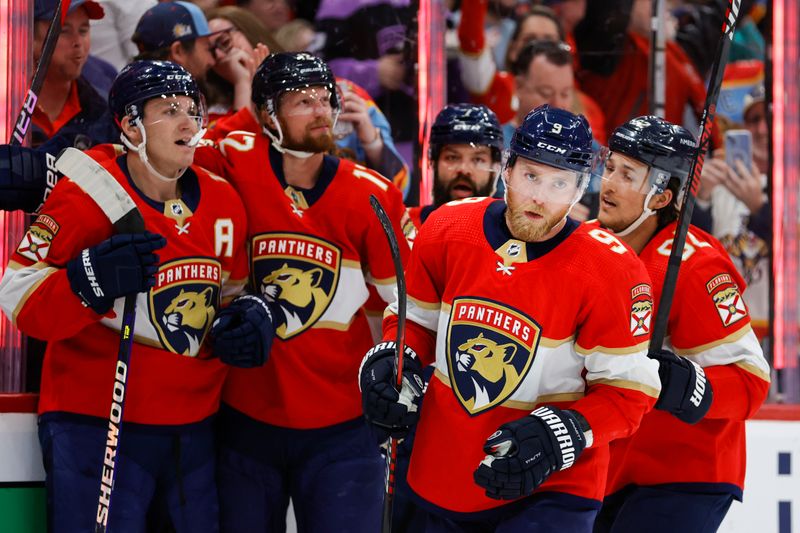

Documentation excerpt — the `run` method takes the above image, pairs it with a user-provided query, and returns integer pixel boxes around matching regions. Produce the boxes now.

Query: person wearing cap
[694,84,771,343]
[30,0,118,151]
[132,1,218,81]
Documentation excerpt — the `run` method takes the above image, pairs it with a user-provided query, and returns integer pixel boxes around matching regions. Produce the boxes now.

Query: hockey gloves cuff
[359,341,424,443]
[66,231,166,314]
[210,294,277,368]
[474,406,588,500]
[649,349,713,424]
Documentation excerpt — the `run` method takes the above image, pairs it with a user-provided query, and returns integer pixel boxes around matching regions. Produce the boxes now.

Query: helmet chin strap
[263,112,315,159]
[121,118,194,183]
[613,185,658,237]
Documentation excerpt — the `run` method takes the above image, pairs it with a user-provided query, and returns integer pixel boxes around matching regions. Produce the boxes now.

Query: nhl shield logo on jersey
[446,297,541,416]
[16,214,60,263]
[251,233,341,340]
[706,273,748,327]
[149,258,221,356]
[630,284,653,337]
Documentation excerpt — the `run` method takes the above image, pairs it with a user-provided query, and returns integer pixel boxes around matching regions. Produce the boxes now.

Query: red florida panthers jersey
[195,132,410,429]
[383,198,661,514]
[605,222,770,498]
[0,145,249,425]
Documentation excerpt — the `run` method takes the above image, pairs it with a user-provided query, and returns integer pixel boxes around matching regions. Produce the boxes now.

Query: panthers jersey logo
[149,258,221,356]
[447,297,541,416]
[252,233,341,339]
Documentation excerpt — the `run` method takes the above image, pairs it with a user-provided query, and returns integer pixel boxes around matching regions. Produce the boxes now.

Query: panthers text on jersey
[194,131,410,429]
[0,145,249,425]
[382,197,661,516]
[602,222,770,500]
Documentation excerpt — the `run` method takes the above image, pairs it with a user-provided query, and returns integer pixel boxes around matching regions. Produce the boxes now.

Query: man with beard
[408,103,504,230]
[358,104,660,531]
[592,116,770,533]
[194,52,410,532]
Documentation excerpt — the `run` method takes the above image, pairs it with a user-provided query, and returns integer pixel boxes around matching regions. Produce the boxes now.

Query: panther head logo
[162,287,216,355]
[261,263,330,338]
[454,333,522,412]
[712,286,739,306]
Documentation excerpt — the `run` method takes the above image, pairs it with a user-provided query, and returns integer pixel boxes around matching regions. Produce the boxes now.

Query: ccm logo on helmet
[536,141,567,155]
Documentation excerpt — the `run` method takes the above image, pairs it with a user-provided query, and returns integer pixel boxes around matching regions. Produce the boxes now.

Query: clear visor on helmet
[505,164,588,207]
[437,142,500,177]
[139,94,207,131]
[280,86,335,117]
[598,146,667,195]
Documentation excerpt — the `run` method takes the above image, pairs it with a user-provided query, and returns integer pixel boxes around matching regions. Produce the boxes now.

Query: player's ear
[120,116,142,144]
[260,107,277,130]
[649,189,674,211]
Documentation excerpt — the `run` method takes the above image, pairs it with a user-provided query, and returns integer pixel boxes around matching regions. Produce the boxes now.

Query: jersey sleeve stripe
[0,264,58,324]
[574,340,650,356]
[586,377,661,398]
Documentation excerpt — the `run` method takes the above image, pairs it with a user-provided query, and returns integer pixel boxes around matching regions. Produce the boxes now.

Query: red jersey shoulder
[418,196,492,240]
[332,159,403,206]
[569,223,643,271]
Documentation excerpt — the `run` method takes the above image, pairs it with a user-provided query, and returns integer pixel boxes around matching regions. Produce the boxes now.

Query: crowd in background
[29,0,773,373]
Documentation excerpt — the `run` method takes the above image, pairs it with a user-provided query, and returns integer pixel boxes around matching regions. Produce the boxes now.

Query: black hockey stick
[647,0,666,116]
[650,0,742,350]
[10,0,71,146]
[369,195,406,533]
[55,148,145,533]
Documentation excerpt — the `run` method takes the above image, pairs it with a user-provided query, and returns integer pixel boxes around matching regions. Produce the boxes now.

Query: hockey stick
[647,0,666,116]
[650,0,742,350]
[54,148,144,533]
[369,195,406,533]
[10,0,72,146]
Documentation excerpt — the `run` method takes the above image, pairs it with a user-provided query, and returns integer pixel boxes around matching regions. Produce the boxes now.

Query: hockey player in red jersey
[0,61,255,531]
[359,104,661,531]
[408,103,504,230]
[593,116,771,533]
[193,52,410,532]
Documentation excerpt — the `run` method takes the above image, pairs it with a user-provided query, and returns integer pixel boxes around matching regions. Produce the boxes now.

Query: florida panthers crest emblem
[707,273,747,327]
[447,297,541,416]
[149,258,221,356]
[630,283,653,337]
[252,233,341,340]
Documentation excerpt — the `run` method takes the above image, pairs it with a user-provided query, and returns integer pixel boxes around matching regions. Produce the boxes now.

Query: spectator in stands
[31,0,118,151]
[574,0,707,140]
[457,1,606,144]
[273,19,320,53]
[132,1,218,81]
[203,6,275,121]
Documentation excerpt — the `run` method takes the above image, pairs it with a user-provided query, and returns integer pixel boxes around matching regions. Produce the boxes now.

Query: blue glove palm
[210,294,276,368]
[66,231,165,314]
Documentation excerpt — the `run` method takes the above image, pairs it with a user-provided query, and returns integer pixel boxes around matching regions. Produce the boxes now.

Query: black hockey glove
[359,341,424,444]
[649,349,713,424]
[474,406,588,500]
[66,231,165,314]
[210,294,277,368]
[0,145,50,213]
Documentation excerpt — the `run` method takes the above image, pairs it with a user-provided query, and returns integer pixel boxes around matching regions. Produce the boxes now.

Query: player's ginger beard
[504,194,569,242]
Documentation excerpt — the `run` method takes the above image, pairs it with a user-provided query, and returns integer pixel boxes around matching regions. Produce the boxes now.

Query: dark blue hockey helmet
[609,115,697,193]
[252,52,339,113]
[508,104,594,174]
[108,60,201,125]
[429,104,504,162]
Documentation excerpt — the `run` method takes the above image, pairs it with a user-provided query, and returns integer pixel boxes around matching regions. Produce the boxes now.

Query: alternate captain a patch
[251,233,341,340]
[446,297,541,416]
[149,258,221,356]
[630,283,653,337]
[16,214,60,262]
[706,273,748,327]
